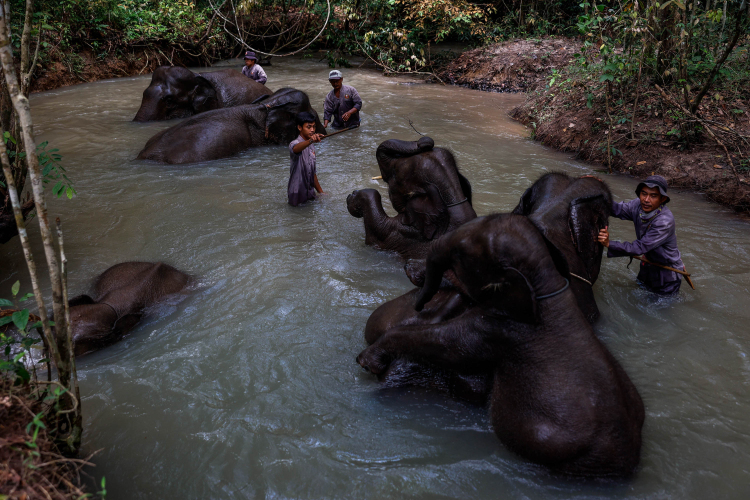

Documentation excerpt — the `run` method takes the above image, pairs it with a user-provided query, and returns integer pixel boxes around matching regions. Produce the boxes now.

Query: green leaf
[12,309,29,331]
[11,281,20,297]
[0,298,13,307]
[599,74,615,82]
[0,316,13,327]
[66,187,74,199]
[21,293,34,301]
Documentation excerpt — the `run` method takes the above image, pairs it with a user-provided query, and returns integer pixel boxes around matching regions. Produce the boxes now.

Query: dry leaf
[713,164,723,169]
[637,161,646,165]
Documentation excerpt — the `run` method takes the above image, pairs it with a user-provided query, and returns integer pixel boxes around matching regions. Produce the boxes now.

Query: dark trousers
[637,262,681,295]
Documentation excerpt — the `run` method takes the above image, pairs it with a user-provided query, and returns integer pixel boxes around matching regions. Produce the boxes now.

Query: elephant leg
[364,287,471,345]
[357,309,493,375]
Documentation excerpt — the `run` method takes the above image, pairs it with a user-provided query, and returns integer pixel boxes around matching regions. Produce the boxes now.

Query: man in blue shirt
[598,175,684,294]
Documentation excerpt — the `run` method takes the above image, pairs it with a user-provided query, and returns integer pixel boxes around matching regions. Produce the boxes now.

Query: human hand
[597,226,610,247]
[342,111,352,121]
[310,133,323,143]
[323,120,329,128]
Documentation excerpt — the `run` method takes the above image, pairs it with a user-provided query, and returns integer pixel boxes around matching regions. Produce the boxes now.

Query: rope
[446,198,468,207]
[536,279,570,300]
[569,273,593,286]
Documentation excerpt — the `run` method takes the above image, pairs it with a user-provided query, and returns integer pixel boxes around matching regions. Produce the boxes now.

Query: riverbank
[439,37,750,212]
[0,377,92,498]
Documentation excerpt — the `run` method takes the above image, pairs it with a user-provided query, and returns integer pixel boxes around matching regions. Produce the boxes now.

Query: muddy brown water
[2,57,750,499]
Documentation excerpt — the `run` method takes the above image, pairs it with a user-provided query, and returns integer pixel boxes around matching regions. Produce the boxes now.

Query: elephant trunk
[376,137,434,178]
[133,101,160,122]
[414,236,451,311]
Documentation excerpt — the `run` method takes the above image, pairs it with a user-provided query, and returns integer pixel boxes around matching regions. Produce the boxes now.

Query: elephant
[512,172,612,323]
[346,137,477,284]
[133,66,272,122]
[357,214,644,478]
[68,262,191,356]
[137,88,325,164]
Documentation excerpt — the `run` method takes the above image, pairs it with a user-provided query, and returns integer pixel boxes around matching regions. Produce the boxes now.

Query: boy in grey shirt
[288,112,325,206]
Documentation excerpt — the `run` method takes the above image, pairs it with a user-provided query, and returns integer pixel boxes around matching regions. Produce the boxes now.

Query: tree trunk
[0,0,81,455]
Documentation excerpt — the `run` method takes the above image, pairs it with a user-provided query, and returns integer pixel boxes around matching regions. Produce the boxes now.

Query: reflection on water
[1,57,750,499]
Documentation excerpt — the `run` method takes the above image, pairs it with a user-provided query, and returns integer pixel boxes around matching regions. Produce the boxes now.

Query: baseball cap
[328,70,342,80]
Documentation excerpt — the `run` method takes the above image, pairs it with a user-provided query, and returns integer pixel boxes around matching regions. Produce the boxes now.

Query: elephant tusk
[371,176,382,180]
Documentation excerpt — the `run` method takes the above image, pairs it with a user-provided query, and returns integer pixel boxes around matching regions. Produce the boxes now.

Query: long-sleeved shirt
[323,85,362,128]
[288,135,317,207]
[242,64,267,85]
[607,198,684,282]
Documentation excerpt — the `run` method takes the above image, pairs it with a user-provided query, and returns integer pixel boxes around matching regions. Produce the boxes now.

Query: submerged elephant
[69,262,191,356]
[137,88,325,164]
[512,172,611,322]
[346,137,476,283]
[133,66,272,122]
[357,214,644,478]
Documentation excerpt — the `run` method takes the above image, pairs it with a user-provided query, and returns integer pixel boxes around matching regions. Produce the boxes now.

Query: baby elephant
[357,214,644,478]
[68,262,190,356]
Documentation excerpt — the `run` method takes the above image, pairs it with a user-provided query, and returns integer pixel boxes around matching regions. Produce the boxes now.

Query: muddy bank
[30,47,225,93]
[0,377,92,498]
[437,37,581,92]
[440,37,750,212]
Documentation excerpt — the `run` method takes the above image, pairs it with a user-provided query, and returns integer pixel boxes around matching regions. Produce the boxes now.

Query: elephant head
[511,173,611,323]
[260,88,325,143]
[134,66,219,122]
[375,137,475,240]
[415,214,570,324]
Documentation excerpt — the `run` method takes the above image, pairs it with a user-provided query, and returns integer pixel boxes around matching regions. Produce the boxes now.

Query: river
[1,57,750,499]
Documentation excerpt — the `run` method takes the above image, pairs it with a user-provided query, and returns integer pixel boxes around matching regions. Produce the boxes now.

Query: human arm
[342,87,362,121]
[607,217,673,258]
[611,199,639,221]
[323,92,334,125]
[291,134,323,154]
[254,65,267,85]
[313,174,324,194]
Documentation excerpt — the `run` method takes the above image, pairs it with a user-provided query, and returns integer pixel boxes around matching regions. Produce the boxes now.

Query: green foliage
[3,132,75,199]
[0,281,46,385]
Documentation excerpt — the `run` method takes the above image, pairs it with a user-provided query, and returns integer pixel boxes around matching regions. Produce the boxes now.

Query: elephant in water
[69,262,191,356]
[137,88,325,164]
[346,137,477,284]
[133,66,272,122]
[357,214,644,478]
[512,172,612,323]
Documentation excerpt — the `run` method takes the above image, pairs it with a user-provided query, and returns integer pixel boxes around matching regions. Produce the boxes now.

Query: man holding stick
[598,175,686,294]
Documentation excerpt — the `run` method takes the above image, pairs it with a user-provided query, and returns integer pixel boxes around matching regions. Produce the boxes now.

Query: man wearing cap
[323,70,362,129]
[242,51,267,85]
[597,175,685,294]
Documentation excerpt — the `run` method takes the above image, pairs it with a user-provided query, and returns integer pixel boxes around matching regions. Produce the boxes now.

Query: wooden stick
[321,123,359,139]
[633,255,696,290]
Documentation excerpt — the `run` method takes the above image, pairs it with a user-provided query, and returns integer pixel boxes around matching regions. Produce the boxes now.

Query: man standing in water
[323,70,362,129]
[288,112,325,206]
[242,51,267,85]
[598,175,684,294]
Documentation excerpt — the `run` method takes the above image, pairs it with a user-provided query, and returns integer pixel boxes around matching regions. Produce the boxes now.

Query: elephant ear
[511,186,534,216]
[403,184,446,240]
[457,170,473,205]
[190,76,217,113]
[252,94,270,104]
[568,194,610,282]
[68,294,96,307]
[481,267,538,324]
